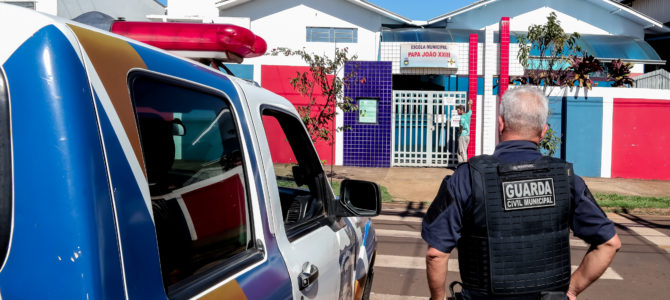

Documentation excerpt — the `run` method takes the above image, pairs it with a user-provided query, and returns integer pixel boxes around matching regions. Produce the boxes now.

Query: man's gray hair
[499,86,548,135]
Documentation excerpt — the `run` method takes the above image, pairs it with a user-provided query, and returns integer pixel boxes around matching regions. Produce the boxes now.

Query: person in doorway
[422,86,621,300]
[456,100,473,163]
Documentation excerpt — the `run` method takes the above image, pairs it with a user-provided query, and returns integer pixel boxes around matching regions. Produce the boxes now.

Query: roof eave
[215,0,252,10]
[426,0,498,25]
[346,0,414,24]
[594,0,665,30]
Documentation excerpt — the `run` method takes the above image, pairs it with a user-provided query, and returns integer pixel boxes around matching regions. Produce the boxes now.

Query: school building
[10,0,670,179]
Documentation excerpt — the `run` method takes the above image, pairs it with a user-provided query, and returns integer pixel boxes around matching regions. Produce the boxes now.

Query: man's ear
[498,116,505,135]
[540,124,548,141]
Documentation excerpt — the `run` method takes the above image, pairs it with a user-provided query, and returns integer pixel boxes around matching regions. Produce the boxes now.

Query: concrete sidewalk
[326,166,670,203]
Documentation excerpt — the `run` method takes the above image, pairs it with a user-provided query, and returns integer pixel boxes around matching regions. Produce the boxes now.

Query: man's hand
[568,234,621,298]
[426,246,450,300]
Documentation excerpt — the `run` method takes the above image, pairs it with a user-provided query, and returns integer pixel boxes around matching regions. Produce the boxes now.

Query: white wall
[446,0,645,38]
[37,0,57,15]
[57,0,165,20]
[167,0,219,18]
[380,42,479,76]
[1,0,57,14]
[218,0,400,68]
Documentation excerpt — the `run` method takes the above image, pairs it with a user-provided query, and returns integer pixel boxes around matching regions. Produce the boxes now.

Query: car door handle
[298,264,319,290]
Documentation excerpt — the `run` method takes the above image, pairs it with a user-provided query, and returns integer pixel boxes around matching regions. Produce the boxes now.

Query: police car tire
[361,265,374,300]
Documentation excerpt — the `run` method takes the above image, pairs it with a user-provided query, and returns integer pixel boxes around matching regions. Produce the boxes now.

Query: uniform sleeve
[571,176,616,246]
[421,166,469,253]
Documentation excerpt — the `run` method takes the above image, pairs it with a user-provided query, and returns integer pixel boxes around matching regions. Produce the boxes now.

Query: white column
[482,26,497,155]
[601,91,614,178]
[335,68,345,165]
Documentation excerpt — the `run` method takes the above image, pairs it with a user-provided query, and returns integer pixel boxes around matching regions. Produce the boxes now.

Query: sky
[155,0,478,21]
[368,0,476,20]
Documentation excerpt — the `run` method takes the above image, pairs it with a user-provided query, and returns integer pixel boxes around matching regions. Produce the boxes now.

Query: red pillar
[499,17,510,99]
[467,34,478,159]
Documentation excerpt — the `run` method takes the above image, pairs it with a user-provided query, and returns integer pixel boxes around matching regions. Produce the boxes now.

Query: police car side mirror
[338,179,381,217]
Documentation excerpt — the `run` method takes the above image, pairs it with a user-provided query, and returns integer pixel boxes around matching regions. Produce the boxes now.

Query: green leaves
[540,122,561,157]
[515,12,581,86]
[606,59,634,87]
[568,53,603,90]
[269,47,359,143]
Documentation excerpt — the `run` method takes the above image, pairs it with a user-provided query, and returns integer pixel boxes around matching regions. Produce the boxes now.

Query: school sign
[400,43,458,69]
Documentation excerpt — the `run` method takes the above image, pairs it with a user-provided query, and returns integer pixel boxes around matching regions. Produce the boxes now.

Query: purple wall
[343,61,392,167]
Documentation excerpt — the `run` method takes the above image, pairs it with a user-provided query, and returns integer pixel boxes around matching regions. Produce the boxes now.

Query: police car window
[261,109,327,236]
[0,68,11,266]
[129,74,254,292]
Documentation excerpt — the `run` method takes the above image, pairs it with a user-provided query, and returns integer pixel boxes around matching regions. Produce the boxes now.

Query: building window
[306,27,358,43]
[129,72,258,296]
[5,1,36,10]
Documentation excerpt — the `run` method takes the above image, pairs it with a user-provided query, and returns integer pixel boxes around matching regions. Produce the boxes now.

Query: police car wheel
[361,265,374,300]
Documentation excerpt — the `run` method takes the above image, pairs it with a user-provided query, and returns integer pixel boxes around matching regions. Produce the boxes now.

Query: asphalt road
[369,204,670,300]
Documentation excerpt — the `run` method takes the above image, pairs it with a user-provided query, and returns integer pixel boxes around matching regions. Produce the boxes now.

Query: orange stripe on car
[199,280,248,300]
[67,24,148,176]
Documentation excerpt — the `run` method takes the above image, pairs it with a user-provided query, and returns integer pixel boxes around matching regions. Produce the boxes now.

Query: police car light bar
[110,21,267,63]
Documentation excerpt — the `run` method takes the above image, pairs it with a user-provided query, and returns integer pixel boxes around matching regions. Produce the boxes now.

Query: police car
[0,4,379,299]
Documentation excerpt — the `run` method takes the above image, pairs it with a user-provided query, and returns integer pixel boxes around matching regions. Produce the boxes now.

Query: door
[127,71,277,299]
[391,91,466,167]
[259,107,341,299]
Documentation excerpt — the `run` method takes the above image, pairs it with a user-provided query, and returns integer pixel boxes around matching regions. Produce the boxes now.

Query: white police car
[0,4,378,299]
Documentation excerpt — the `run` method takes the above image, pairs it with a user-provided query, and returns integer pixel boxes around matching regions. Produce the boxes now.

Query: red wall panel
[467,34,478,159]
[612,98,670,180]
[261,65,335,164]
[499,17,510,98]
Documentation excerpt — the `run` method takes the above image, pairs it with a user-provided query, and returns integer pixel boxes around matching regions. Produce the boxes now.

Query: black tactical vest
[458,155,572,297]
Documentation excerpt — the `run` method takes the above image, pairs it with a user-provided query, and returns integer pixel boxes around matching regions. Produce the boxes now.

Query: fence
[633,69,670,89]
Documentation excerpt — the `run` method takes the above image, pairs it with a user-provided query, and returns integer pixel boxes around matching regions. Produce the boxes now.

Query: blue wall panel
[548,96,603,177]
[343,61,393,167]
[443,76,485,95]
[224,63,254,81]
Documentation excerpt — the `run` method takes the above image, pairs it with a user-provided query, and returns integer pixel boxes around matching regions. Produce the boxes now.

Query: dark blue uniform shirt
[422,140,617,253]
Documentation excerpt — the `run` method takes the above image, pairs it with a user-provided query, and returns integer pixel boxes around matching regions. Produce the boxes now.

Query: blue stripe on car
[0,25,125,299]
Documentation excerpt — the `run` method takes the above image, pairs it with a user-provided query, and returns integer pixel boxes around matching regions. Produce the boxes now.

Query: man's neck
[500,133,541,144]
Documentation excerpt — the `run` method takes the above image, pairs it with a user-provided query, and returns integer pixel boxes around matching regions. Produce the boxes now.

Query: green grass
[595,193,670,210]
[379,185,394,203]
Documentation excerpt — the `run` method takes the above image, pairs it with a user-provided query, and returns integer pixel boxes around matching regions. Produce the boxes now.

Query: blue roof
[381,28,484,43]
[509,32,663,63]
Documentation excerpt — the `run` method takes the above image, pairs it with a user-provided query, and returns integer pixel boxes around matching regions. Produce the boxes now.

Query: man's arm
[426,246,450,300]
[467,99,473,112]
[568,234,621,299]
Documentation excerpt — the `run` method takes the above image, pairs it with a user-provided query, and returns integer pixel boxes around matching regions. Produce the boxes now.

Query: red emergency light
[110,21,267,63]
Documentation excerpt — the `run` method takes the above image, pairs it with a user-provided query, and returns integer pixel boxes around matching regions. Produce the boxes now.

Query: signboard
[502,178,556,211]
[358,99,377,123]
[400,43,458,69]
[450,109,460,127]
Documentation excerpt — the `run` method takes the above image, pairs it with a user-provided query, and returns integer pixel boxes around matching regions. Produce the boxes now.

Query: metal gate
[391,91,467,167]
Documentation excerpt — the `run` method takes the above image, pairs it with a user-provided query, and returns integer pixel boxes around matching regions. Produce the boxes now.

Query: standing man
[422,87,620,300]
[456,100,473,163]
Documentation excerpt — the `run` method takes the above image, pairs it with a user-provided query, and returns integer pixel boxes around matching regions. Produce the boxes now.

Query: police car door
[257,106,341,299]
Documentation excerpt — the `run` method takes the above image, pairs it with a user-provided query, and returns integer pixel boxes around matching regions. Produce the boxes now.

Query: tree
[515,12,582,156]
[607,59,634,87]
[516,12,581,86]
[269,47,360,144]
[568,53,604,89]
